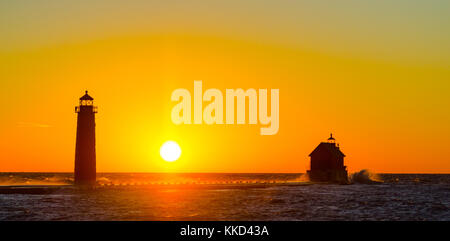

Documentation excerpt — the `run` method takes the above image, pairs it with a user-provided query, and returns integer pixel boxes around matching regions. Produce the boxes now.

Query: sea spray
[0,174,73,186]
[349,169,383,184]
[289,173,310,183]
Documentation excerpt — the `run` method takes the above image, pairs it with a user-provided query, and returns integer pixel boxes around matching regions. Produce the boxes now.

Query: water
[0,173,449,221]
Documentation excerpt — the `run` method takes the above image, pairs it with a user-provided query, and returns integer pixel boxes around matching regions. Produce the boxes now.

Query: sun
[160,141,181,162]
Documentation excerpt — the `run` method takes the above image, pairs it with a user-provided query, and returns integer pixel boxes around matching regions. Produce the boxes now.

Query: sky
[0,0,449,173]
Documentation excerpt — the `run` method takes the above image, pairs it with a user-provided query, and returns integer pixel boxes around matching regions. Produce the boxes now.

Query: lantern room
[75,90,97,113]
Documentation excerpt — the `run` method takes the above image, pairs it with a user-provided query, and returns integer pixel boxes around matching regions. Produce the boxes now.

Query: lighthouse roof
[309,142,345,157]
[80,91,94,100]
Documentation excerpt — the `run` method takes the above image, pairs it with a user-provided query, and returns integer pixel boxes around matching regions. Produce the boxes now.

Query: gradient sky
[0,0,449,173]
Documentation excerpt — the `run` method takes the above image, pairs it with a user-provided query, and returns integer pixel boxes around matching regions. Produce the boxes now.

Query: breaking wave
[349,169,383,184]
[0,174,73,186]
[289,173,310,183]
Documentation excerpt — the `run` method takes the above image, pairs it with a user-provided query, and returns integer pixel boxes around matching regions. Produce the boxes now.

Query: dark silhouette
[307,134,348,183]
[74,91,97,186]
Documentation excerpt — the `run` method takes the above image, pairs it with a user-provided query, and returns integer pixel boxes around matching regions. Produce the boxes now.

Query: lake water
[0,173,449,221]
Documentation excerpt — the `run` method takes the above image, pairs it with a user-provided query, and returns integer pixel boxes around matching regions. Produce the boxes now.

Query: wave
[0,175,73,186]
[349,169,383,184]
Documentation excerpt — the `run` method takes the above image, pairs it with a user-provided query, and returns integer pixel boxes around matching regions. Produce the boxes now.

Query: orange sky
[0,1,449,173]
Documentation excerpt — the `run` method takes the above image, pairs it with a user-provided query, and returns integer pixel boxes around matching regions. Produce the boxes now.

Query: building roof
[309,142,345,157]
[79,91,94,100]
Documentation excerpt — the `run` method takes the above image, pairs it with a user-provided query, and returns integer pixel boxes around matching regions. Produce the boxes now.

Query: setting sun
[160,141,181,162]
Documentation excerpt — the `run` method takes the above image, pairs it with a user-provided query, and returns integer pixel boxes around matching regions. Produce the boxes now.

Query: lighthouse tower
[74,91,98,186]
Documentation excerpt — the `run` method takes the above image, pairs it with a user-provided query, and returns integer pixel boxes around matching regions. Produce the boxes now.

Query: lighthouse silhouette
[74,91,97,186]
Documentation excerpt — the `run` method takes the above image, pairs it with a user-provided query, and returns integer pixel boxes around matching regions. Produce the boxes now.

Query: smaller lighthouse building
[307,134,348,183]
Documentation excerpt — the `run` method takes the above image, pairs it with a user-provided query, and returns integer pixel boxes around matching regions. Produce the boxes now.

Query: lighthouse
[74,91,98,186]
[307,134,348,183]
